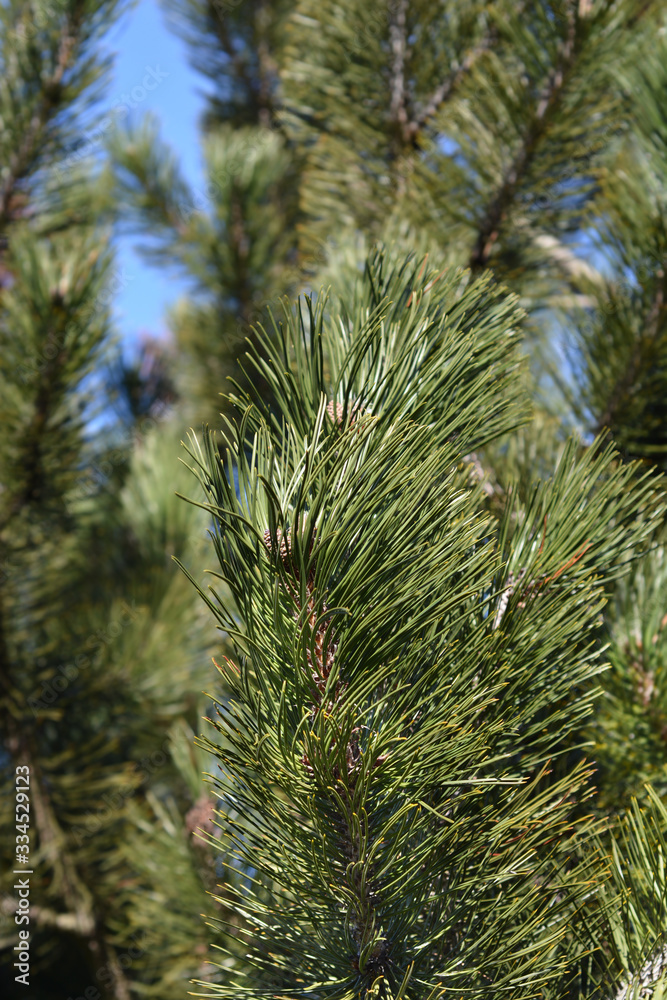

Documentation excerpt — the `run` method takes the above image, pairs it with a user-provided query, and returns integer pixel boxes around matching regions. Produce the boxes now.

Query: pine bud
[262,527,290,562]
[326,399,364,426]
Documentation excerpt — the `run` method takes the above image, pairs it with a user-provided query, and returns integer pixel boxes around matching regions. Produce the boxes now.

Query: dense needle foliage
[2,1,667,998]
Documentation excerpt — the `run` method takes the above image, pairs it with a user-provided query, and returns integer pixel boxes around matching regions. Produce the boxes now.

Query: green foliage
[560,26,667,463]
[3,0,667,997]
[107,113,300,425]
[0,3,231,997]
[179,250,664,998]
[597,789,667,1000]
[591,539,667,810]
[162,0,294,130]
[279,0,655,289]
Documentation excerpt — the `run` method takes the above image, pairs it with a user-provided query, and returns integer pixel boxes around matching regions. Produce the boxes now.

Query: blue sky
[102,0,208,353]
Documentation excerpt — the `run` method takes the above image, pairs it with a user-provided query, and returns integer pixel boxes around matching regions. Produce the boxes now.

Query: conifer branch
[0,313,72,532]
[1,654,132,998]
[468,13,578,270]
[388,0,409,147]
[206,8,255,107]
[405,27,498,143]
[493,534,592,630]
[262,514,390,987]
[255,1,276,129]
[203,0,275,125]
[230,189,253,325]
[595,263,667,442]
[0,5,84,230]
[468,1,659,271]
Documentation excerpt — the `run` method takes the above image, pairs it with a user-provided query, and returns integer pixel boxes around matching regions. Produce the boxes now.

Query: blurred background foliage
[1,0,667,997]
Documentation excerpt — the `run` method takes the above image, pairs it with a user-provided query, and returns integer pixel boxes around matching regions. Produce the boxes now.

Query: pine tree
[107,0,667,996]
[0,4,232,997]
[4,0,667,997]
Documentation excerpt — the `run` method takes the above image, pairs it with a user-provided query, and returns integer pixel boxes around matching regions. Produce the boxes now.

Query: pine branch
[594,262,667,441]
[2,664,94,940]
[405,25,498,143]
[0,604,133,1000]
[201,0,275,126]
[180,250,665,997]
[614,946,667,1000]
[0,4,84,231]
[255,0,277,129]
[26,755,96,931]
[467,1,660,272]
[0,254,104,538]
[207,6,256,105]
[468,11,578,270]
[0,352,64,530]
[388,0,409,149]
[230,187,253,325]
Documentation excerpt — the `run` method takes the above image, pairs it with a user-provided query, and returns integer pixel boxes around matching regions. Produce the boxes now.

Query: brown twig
[493,524,592,630]
[404,27,499,143]
[0,9,82,230]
